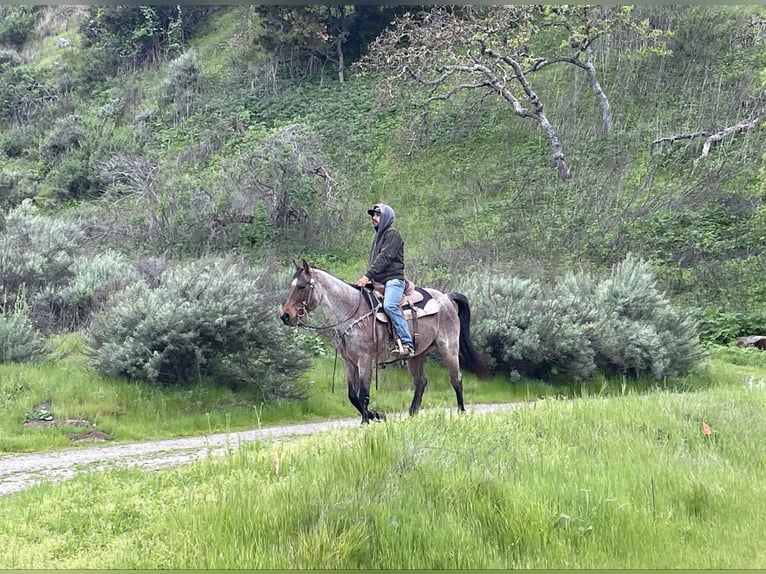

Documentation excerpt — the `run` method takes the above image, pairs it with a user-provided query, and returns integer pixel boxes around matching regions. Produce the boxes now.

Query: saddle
[368,281,440,320]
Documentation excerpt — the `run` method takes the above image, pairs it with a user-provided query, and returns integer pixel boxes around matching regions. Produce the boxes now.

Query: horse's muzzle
[280,311,296,326]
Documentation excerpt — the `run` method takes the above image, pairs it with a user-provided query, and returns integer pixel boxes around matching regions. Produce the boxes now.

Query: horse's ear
[302,259,311,274]
[292,259,301,271]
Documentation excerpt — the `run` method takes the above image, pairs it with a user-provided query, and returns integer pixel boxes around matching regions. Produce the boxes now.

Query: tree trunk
[585,51,613,133]
[538,112,572,180]
[336,35,345,83]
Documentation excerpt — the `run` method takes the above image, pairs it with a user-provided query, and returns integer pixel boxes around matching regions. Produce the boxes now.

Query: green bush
[463,273,597,382]
[0,293,44,363]
[0,6,37,49]
[87,257,311,401]
[34,250,141,332]
[0,200,84,308]
[0,126,34,158]
[40,115,88,159]
[0,48,23,67]
[460,255,702,384]
[588,255,702,378]
[160,49,201,120]
[0,64,55,122]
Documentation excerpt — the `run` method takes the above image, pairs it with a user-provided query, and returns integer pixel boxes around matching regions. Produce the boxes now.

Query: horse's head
[279,259,318,327]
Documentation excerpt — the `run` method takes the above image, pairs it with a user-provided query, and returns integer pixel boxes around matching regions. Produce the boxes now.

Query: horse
[279,259,489,424]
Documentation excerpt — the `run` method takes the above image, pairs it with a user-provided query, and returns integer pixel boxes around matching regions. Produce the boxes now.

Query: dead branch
[651,109,764,166]
[651,131,711,148]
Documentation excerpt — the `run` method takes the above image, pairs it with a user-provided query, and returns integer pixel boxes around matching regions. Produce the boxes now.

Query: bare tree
[358,6,573,180]
[527,6,671,134]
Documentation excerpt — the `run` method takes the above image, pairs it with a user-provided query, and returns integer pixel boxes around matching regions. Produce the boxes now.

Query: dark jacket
[366,204,405,283]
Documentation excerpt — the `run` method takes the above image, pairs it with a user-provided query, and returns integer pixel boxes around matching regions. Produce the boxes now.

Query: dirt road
[0,402,522,497]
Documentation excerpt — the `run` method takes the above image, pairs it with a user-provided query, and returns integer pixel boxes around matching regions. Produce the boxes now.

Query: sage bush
[0,200,84,308]
[34,250,141,332]
[459,255,702,384]
[87,257,311,401]
[0,296,44,363]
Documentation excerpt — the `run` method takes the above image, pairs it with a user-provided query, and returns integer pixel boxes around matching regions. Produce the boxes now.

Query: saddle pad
[375,287,441,322]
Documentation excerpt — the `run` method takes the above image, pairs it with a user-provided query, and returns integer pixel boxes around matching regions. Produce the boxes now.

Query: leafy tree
[254,5,403,82]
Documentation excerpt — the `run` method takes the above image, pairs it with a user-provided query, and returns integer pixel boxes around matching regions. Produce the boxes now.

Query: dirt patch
[22,419,96,430]
[67,430,113,442]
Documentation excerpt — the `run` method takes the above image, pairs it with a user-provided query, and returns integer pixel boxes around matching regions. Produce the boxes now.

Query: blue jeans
[383,279,414,349]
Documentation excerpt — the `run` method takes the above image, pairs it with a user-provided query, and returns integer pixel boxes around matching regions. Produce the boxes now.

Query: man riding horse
[354,203,415,359]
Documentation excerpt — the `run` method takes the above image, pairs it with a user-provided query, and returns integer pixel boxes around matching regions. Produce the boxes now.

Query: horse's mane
[298,263,362,290]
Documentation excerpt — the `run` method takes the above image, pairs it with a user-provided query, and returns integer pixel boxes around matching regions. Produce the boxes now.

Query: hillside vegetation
[0,5,764,411]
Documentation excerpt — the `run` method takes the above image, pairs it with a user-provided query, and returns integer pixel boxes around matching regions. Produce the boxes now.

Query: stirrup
[391,340,414,359]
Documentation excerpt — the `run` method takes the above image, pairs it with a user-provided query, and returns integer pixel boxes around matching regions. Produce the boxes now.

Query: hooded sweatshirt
[365,203,405,283]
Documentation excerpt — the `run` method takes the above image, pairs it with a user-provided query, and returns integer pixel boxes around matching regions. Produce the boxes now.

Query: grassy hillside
[3,6,763,286]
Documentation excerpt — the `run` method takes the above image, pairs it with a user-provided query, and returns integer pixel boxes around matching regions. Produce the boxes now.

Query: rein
[296,281,382,393]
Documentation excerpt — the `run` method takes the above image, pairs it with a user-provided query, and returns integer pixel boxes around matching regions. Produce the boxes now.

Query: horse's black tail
[447,292,490,379]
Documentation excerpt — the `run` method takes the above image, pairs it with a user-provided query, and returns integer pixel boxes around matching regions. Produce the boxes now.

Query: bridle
[290,275,373,333]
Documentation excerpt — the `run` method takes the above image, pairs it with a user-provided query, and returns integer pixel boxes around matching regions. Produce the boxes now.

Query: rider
[355,203,415,359]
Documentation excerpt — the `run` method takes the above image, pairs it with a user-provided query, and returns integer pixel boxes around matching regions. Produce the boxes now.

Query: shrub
[0,64,56,122]
[0,200,85,309]
[588,255,702,379]
[40,114,87,159]
[463,273,597,382]
[0,48,23,67]
[0,291,44,363]
[34,250,141,332]
[459,254,702,384]
[159,49,201,120]
[0,6,37,49]
[0,126,34,158]
[87,257,311,401]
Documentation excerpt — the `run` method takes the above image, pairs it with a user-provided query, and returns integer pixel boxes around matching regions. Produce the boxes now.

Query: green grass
[0,346,517,454]
[1,336,737,455]
[0,358,764,568]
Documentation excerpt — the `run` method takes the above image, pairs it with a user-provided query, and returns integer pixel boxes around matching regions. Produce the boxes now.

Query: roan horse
[279,260,489,424]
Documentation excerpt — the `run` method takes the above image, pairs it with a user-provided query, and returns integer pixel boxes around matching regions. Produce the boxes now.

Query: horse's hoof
[375,411,386,422]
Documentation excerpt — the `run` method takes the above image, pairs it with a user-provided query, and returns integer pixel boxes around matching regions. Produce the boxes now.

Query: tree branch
[652,110,764,167]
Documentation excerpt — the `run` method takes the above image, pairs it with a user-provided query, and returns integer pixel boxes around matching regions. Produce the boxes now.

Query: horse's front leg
[358,361,386,424]
[343,361,365,419]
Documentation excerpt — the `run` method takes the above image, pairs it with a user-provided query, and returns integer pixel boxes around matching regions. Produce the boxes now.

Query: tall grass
[0,361,763,568]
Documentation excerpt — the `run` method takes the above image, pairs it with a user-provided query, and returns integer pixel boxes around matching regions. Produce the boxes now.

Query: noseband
[292,277,315,326]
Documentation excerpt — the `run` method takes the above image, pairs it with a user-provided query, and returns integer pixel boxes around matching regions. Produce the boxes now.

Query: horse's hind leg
[439,348,465,413]
[407,355,428,416]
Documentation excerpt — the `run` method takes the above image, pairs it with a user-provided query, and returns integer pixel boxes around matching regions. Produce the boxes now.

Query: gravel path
[0,402,523,497]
